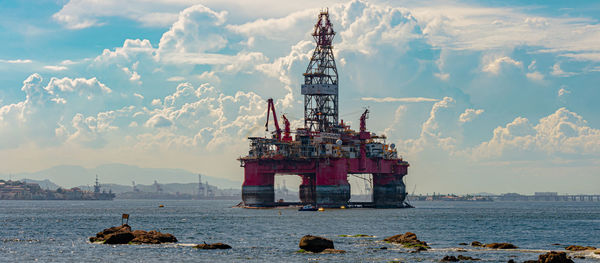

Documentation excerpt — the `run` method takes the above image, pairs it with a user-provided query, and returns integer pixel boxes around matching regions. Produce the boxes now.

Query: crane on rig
[281,115,292,142]
[265,98,281,141]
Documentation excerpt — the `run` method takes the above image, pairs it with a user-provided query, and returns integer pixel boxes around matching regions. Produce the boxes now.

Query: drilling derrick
[239,9,410,209]
[303,10,338,132]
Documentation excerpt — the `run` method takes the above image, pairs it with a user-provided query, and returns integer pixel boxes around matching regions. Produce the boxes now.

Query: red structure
[239,10,409,208]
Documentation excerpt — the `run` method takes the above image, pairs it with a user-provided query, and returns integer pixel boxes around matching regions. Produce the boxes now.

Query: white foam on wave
[177,243,198,247]
[587,251,600,260]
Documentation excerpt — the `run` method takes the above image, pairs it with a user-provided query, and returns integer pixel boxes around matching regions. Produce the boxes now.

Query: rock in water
[194,243,232,249]
[383,232,430,250]
[471,241,483,247]
[130,230,178,244]
[90,224,132,242]
[565,245,596,251]
[440,255,459,262]
[538,251,574,263]
[457,255,481,261]
[104,232,135,244]
[299,235,334,253]
[484,243,517,249]
[89,224,177,244]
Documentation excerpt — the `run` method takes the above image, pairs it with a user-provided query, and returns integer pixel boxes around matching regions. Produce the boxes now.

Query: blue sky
[1,0,599,194]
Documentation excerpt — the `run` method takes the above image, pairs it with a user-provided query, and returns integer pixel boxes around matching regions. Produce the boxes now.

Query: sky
[0,0,599,194]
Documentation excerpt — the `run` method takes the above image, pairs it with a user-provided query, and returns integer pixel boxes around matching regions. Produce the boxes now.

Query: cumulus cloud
[0,74,115,148]
[481,55,522,74]
[157,5,228,60]
[472,108,600,159]
[145,114,173,128]
[46,77,112,99]
[459,108,484,123]
[67,111,118,147]
[399,97,462,153]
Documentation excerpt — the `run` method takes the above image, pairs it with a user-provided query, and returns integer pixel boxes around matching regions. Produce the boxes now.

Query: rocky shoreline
[88,226,598,262]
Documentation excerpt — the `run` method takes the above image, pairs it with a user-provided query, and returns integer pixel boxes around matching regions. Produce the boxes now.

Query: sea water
[1,200,599,262]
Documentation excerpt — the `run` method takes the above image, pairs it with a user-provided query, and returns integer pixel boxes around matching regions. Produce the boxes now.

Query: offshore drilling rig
[239,10,409,208]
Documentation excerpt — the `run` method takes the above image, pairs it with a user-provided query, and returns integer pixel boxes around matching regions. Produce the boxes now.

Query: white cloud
[122,67,141,83]
[52,0,341,30]
[67,111,118,147]
[167,76,185,82]
[133,93,144,100]
[558,87,570,97]
[527,60,537,71]
[53,0,600,62]
[44,65,68,71]
[361,97,438,103]
[157,5,228,58]
[196,71,220,83]
[459,108,484,123]
[145,114,173,128]
[382,105,407,137]
[526,71,544,81]
[0,59,32,64]
[46,77,112,99]
[0,74,116,148]
[550,63,575,77]
[399,97,460,154]
[434,72,449,81]
[53,0,192,29]
[60,60,78,65]
[481,55,522,74]
[472,108,600,159]
[412,4,600,58]
[560,52,600,62]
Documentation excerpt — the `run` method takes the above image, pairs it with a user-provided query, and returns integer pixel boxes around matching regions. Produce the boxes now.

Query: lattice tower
[302,10,339,132]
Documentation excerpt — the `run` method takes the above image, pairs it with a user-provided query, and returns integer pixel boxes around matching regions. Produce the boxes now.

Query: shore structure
[0,177,114,200]
[239,10,409,208]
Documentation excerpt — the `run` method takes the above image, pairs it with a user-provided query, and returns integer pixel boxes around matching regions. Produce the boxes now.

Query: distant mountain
[4,163,241,189]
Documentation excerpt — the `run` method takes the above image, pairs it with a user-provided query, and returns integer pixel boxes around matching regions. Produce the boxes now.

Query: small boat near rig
[239,10,409,209]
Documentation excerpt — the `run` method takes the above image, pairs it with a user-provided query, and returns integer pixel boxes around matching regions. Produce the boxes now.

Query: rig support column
[299,174,316,204]
[372,173,407,208]
[315,159,350,207]
[242,162,275,207]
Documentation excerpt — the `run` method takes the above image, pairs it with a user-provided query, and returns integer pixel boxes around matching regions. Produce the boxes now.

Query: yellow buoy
[340,205,346,209]
[159,205,164,208]
[318,207,325,212]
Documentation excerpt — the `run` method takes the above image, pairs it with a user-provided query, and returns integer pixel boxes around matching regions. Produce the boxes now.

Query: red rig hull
[241,157,408,208]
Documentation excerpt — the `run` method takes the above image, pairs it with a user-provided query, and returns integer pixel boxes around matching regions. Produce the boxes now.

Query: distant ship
[0,175,114,200]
